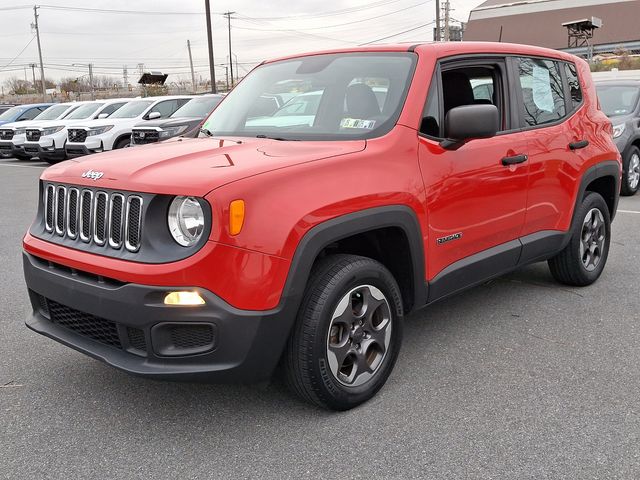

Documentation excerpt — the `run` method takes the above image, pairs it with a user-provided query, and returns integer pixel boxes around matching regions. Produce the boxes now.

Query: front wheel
[114,137,131,149]
[548,192,611,286]
[284,254,403,410]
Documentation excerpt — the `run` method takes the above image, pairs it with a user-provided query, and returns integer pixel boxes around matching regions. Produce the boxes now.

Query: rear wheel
[284,254,403,410]
[548,192,611,286]
[621,146,640,196]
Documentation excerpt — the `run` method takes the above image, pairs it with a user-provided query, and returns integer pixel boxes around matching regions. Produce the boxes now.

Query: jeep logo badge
[81,169,104,181]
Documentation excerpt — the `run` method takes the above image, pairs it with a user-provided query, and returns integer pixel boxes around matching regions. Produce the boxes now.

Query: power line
[359,21,435,45]
[0,36,35,72]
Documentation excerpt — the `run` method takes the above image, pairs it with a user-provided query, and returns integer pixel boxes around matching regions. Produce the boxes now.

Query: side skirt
[425,230,567,305]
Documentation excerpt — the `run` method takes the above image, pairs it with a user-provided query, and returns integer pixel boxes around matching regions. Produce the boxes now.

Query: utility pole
[88,63,94,100]
[30,64,37,90]
[33,6,46,101]
[187,39,197,94]
[435,0,441,41]
[443,0,451,42]
[205,0,217,93]
[223,11,236,88]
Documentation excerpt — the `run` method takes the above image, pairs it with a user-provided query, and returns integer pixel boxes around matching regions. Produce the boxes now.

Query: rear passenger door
[514,57,583,237]
[417,57,530,294]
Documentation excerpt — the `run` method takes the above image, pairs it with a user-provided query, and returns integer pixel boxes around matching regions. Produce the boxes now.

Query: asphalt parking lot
[1,156,639,479]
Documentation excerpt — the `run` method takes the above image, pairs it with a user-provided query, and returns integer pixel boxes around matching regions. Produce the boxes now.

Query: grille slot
[47,298,122,349]
[68,128,88,143]
[93,192,108,246]
[44,185,55,232]
[79,190,93,242]
[0,129,15,140]
[125,196,143,252]
[108,194,125,249]
[54,186,66,236]
[26,129,42,141]
[66,188,79,239]
[132,129,160,145]
[42,183,145,254]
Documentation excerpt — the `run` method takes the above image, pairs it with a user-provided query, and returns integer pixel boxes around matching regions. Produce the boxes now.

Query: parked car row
[0,94,223,164]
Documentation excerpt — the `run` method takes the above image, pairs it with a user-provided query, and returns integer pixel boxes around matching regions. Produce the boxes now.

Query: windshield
[202,52,416,140]
[35,104,71,121]
[596,85,640,117]
[109,100,153,119]
[171,97,222,118]
[65,102,103,120]
[0,106,25,121]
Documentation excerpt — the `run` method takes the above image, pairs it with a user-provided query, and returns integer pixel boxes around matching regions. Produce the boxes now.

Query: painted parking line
[618,209,640,215]
[0,162,47,169]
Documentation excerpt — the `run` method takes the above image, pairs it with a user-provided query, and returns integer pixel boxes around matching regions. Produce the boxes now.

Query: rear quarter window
[517,57,566,127]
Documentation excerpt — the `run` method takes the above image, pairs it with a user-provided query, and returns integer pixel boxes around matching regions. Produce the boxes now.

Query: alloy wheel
[580,208,606,272]
[629,153,640,191]
[326,285,392,387]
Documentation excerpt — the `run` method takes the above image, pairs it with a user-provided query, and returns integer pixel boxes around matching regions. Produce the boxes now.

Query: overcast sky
[0,0,482,88]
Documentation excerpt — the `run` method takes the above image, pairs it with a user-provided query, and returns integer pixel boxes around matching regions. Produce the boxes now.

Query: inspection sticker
[340,118,376,129]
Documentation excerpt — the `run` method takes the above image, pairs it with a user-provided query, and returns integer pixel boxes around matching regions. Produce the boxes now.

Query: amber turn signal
[229,200,245,235]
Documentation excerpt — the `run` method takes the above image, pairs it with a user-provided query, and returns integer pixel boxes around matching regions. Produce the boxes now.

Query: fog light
[164,291,205,306]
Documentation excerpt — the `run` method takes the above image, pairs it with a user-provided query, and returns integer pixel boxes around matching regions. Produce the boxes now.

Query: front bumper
[24,140,67,161]
[65,138,103,158]
[0,140,27,158]
[24,252,290,382]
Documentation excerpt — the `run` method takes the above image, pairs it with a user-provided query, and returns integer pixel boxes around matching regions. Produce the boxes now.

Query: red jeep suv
[23,42,621,410]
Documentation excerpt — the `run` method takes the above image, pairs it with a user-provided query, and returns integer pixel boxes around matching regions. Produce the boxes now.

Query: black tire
[114,137,131,149]
[621,145,640,196]
[284,254,404,410]
[548,192,611,286]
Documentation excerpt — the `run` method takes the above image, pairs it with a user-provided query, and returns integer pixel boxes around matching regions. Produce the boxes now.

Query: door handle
[501,154,528,166]
[569,140,589,150]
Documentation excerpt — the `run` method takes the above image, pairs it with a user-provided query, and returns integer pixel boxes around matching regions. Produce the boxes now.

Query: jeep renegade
[23,42,621,410]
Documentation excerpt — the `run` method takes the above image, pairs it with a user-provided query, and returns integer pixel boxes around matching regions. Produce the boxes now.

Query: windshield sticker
[341,118,376,129]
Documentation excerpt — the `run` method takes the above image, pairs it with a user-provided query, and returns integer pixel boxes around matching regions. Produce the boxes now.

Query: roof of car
[263,41,580,64]
[594,79,640,86]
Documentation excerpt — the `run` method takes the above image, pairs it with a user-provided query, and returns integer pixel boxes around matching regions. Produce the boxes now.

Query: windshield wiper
[255,134,298,141]
[200,128,214,137]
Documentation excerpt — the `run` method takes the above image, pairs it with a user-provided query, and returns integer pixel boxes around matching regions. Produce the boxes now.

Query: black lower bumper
[38,147,67,162]
[65,143,100,158]
[23,252,291,383]
[0,144,28,159]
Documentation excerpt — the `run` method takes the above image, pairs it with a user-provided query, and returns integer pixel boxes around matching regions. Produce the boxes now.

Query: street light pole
[187,39,197,94]
[205,0,217,93]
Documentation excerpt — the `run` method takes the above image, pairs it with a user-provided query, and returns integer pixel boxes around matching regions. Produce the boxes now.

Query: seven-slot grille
[132,129,160,145]
[68,128,88,143]
[44,183,143,252]
[26,129,42,141]
[0,129,14,140]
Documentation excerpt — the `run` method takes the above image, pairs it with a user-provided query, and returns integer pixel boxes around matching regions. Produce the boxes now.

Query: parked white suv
[23,98,130,164]
[0,103,83,160]
[65,96,192,157]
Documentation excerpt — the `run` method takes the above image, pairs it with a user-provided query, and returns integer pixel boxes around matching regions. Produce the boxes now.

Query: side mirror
[441,104,499,150]
[147,111,161,120]
[97,113,109,119]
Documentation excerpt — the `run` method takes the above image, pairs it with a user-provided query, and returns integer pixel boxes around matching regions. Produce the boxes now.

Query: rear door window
[516,57,566,127]
[564,62,583,109]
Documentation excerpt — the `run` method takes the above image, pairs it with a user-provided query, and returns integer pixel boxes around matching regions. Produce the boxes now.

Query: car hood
[1,120,44,130]
[607,113,634,125]
[70,118,139,129]
[42,136,366,196]
[133,117,203,129]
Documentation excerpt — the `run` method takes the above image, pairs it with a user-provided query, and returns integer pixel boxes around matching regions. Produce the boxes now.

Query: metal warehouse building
[464,0,640,55]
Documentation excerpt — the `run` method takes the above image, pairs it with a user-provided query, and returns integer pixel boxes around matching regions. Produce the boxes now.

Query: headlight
[612,123,626,138]
[87,125,114,136]
[159,125,188,138]
[168,196,206,246]
[42,126,64,136]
